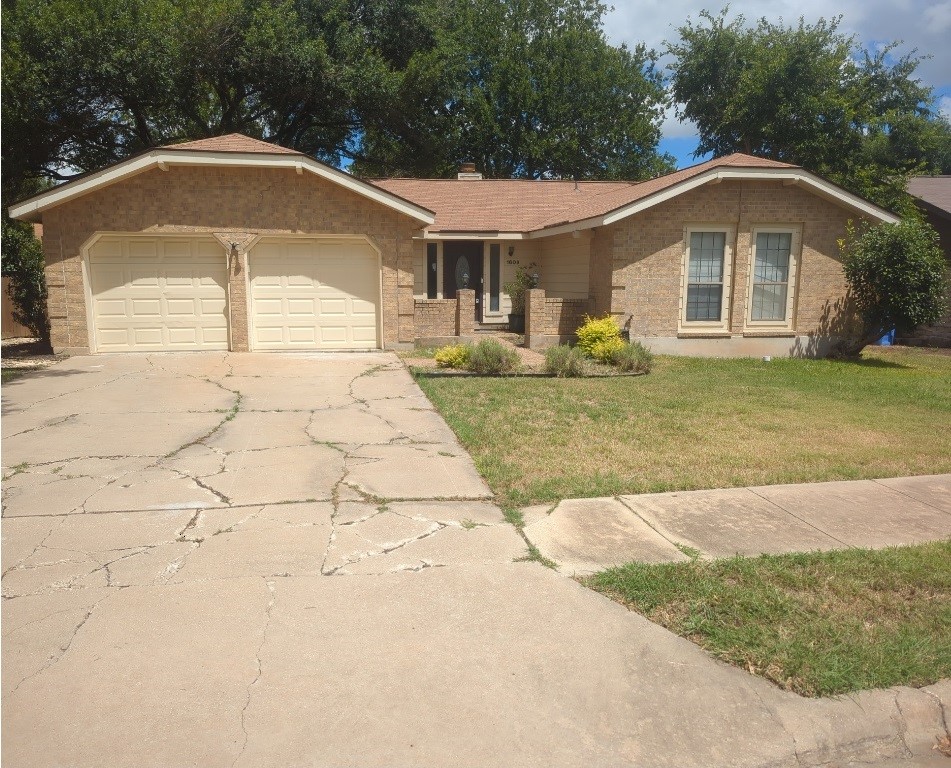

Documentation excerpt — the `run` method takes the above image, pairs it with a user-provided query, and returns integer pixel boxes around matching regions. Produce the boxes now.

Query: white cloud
[660,104,698,138]
[938,95,951,120]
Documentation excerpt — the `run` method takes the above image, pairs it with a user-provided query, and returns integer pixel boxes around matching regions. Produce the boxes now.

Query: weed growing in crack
[675,543,701,561]
[460,518,479,530]
[515,543,558,569]
[502,507,525,528]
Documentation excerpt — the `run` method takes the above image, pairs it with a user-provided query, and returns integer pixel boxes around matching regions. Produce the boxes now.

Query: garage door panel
[88,236,228,352]
[250,238,379,350]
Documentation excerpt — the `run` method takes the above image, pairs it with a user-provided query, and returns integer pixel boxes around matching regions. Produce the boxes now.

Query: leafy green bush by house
[434,343,471,369]
[1,219,49,340]
[544,344,586,377]
[590,337,625,363]
[610,341,654,373]
[575,314,620,356]
[841,219,948,350]
[467,338,520,374]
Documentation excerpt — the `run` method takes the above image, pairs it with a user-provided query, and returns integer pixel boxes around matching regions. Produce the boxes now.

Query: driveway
[2,353,948,767]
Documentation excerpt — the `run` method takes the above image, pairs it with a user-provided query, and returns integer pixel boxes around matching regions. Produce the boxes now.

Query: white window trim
[744,225,801,331]
[679,225,735,334]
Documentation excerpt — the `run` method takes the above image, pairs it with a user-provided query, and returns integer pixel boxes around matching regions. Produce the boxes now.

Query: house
[898,176,951,347]
[8,133,899,357]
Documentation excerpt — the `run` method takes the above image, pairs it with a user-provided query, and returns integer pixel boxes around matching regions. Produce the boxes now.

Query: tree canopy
[666,9,951,214]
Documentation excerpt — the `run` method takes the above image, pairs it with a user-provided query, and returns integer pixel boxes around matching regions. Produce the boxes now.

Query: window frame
[744,225,801,331]
[679,225,735,334]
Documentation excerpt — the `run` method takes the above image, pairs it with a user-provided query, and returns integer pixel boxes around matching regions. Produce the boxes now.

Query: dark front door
[442,241,484,321]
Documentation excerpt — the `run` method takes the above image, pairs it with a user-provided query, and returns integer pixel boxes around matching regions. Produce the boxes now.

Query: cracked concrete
[3,352,949,767]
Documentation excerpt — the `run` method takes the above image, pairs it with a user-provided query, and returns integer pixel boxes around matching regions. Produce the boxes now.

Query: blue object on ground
[876,328,896,346]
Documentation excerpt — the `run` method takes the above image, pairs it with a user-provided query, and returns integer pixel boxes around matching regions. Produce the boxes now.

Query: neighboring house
[899,176,951,347]
[9,133,898,357]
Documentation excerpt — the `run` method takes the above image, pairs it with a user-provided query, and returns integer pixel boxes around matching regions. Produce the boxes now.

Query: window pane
[489,244,500,312]
[754,232,790,283]
[686,284,722,321]
[751,283,787,321]
[686,232,725,321]
[426,243,437,299]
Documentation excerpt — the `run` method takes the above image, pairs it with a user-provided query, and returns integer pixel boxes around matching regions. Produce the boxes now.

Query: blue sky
[605,2,951,168]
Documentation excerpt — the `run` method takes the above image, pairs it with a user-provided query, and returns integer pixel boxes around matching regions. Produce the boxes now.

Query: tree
[841,220,948,350]
[353,0,674,179]
[666,10,951,214]
[1,220,49,340]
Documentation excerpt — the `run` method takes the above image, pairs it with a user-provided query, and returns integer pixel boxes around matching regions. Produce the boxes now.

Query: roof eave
[8,150,436,225]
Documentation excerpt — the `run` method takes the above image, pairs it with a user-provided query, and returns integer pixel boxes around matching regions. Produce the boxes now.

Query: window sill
[677,331,733,339]
[743,330,797,338]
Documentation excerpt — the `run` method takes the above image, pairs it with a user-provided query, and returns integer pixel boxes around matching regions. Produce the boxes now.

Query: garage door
[249,238,380,350]
[87,236,228,352]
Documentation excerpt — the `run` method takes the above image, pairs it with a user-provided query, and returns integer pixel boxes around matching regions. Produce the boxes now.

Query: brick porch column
[227,247,250,352]
[456,289,476,336]
[524,288,545,349]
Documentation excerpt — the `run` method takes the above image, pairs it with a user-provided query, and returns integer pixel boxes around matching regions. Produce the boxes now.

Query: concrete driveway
[2,353,948,767]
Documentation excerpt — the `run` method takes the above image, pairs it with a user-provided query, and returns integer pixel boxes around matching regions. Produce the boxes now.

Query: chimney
[457,162,482,180]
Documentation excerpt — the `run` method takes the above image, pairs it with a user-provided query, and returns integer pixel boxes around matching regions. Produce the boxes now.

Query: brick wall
[413,299,456,338]
[590,180,865,344]
[40,165,421,352]
[525,288,591,348]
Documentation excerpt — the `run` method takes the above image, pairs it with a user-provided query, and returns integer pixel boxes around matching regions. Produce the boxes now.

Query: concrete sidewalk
[523,475,951,574]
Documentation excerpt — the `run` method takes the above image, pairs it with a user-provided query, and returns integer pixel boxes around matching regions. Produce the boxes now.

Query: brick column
[524,288,545,349]
[227,248,250,352]
[455,289,476,336]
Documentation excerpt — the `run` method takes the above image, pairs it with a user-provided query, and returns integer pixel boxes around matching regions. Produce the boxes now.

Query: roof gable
[9,134,434,224]
[908,176,951,215]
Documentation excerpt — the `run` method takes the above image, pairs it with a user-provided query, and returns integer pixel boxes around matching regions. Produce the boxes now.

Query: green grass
[586,541,951,697]
[1,365,43,383]
[412,347,951,508]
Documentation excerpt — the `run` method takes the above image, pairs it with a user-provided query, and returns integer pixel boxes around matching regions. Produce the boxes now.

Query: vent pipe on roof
[457,162,482,180]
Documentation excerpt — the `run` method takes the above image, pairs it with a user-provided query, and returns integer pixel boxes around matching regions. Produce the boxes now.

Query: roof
[160,133,302,155]
[8,134,435,225]
[373,153,900,235]
[908,176,951,215]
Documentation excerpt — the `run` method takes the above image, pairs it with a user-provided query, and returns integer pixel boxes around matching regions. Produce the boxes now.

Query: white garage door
[249,238,380,350]
[87,236,228,352]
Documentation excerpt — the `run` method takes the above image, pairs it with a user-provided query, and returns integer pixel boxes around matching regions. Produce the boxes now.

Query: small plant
[466,338,520,374]
[434,343,471,369]
[544,344,587,377]
[610,341,654,373]
[575,314,621,357]
[589,337,625,363]
[502,262,540,315]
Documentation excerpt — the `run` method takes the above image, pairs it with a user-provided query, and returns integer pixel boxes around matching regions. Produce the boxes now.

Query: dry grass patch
[412,347,951,507]
[585,541,951,697]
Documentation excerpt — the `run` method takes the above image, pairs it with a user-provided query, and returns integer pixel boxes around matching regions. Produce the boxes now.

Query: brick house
[9,133,898,357]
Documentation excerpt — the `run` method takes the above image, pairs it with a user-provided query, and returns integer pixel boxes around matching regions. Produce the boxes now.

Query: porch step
[473,323,511,333]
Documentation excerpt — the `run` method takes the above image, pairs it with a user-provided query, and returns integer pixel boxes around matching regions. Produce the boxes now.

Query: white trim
[9,150,436,225]
[744,226,801,331]
[678,225,735,334]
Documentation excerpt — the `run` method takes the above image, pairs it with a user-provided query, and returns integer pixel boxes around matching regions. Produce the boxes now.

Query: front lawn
[412,347,951,508]
[586,541,951,697]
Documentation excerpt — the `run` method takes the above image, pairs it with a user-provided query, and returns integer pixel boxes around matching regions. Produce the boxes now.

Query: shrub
[590,337,625,363]
[841,220,948,349]
[502,263,539,315]
[1,219,49,340]
[467,338,520,374]
[544,344,586,377]
[434,343,471,369]
[610,341,654,373]
[575,314,621,357]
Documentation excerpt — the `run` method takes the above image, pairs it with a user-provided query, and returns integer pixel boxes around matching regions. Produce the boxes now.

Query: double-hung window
[747,228,799,328]
[681,228,733,332]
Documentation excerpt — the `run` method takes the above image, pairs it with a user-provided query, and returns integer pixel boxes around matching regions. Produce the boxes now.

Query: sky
[603,0,951,167]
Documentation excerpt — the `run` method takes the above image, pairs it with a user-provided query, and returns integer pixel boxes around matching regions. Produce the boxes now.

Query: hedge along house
[9,133,899,357]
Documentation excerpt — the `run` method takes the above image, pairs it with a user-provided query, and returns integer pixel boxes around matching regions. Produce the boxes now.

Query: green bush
[590,337,625,363]
[467,338,520,374]
[610,341,654,373]
[544,344,586,377]
[434,343,471,369]
[1,219,49,340]
[575,314,621,357]
[841,220,948,347]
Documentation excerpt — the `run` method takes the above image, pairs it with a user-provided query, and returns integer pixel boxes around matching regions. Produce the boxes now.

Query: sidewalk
[522,474,951,574]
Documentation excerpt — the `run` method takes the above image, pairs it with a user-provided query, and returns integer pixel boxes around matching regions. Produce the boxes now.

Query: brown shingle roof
[908,176,951,215]
[372,153,798,233]
[160,133,301,155]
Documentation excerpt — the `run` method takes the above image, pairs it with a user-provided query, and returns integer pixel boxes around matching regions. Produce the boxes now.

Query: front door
[442,241,484,321]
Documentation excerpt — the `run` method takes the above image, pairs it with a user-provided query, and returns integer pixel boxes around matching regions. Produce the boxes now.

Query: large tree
[666,9,951,213]
[352,0,673,179]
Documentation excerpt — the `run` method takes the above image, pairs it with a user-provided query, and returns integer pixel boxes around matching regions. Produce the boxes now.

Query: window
[426,243,438,299]
[681,228,733,332]
[489,244,500,312]
[746,228,799,328]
